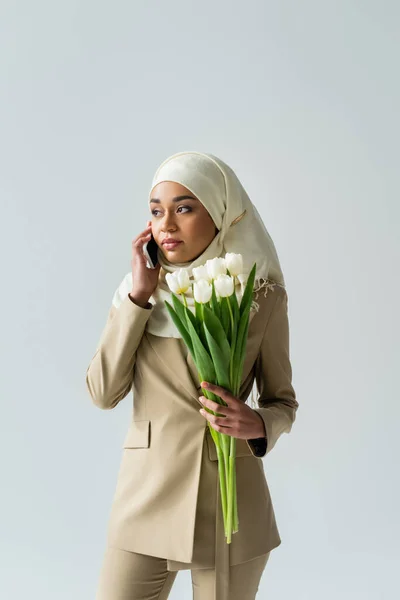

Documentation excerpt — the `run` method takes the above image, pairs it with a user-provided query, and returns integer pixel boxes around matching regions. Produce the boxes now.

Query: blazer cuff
[246,437,268,458]
[246,410,268,458]
[128,293,153,310]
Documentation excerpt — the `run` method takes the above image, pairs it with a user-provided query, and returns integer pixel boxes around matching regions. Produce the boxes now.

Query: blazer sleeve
[85,294,154,410]
[246,286,299,458]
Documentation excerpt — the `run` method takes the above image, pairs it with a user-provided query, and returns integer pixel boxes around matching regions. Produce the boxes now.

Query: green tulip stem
[226,295,234,340]
[232,450,239,533]
[225,289,239,542]
[227,452,233,543]
[172,271,252,545]
[226,296,235,384]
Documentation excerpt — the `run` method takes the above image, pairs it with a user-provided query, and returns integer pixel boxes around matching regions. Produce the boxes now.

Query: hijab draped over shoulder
[112,151,285,339]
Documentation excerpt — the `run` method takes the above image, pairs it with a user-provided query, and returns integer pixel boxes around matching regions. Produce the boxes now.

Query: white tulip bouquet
[164,253,257,544]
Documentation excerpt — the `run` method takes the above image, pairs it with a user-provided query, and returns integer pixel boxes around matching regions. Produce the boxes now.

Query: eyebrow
[149,195,199,204]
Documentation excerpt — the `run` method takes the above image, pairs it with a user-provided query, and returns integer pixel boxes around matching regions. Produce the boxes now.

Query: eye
[151,206,192,216]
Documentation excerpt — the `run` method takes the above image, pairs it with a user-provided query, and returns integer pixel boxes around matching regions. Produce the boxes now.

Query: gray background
[1,1,399,598]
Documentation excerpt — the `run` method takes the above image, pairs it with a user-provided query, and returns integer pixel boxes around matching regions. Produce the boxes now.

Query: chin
[161,248,183,258]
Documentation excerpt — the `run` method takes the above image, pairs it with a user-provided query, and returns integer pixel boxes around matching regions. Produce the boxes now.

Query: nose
[160,214,178,232]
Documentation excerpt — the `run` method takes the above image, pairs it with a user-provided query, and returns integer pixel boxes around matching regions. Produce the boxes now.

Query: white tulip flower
[193,279,212,304]
[225,253,243,277]
[206,257,226,280]
[165,268,191,294]
[237,273,248,295]
[192,265,211,282]
[214,274,234,298]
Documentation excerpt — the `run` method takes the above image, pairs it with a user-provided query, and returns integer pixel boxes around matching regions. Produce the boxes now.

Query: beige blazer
[85,279,298,591]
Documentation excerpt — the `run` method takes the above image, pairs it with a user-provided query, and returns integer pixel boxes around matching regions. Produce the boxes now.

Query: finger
[132,225,152,244]
[200,381,232,403]
[132,232,151,249]
[134,229,152,243]
[131,241,151,270]
[199,395,229,416]
[200,408,234,430]
[132,235,150,250]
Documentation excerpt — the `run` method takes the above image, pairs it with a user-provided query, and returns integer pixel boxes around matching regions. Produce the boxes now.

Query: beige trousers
[96,545,271,600]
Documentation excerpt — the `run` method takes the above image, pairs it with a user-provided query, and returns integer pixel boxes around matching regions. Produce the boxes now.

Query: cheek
[186,217,214,240]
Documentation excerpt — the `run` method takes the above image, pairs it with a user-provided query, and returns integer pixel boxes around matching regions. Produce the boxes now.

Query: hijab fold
[112,151,285,339]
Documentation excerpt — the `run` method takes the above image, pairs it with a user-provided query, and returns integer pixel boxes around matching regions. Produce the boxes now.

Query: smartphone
[143,233,159,269]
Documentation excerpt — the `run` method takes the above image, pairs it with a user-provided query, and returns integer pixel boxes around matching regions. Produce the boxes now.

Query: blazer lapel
[146,309,258,404]
[146,334,202,402]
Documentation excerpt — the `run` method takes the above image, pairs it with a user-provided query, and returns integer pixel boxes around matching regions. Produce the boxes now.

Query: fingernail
[199,397,204,403]
[201,382,208,388]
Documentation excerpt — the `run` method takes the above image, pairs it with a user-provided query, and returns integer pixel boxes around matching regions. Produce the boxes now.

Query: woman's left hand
[198,381,266,440]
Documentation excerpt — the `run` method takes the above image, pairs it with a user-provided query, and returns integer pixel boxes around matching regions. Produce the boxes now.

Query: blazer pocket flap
[206,431,255,460]
[123,420,151,449]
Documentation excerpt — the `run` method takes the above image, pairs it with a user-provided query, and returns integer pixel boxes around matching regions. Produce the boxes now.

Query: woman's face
[149,181,219,263]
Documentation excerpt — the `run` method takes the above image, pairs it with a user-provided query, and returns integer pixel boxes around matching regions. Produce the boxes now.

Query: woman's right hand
[130,220,161,306]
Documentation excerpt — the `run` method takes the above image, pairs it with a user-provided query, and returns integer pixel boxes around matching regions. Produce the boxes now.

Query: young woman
[86,151,299,600]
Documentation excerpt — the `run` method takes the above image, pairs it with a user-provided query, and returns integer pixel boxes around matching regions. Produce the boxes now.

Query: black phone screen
[146,234,159,267]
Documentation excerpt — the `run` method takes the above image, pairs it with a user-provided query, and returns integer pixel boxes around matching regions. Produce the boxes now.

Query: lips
[162,239,182,245]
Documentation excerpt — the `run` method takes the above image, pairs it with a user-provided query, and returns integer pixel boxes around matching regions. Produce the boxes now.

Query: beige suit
[86,280,298,599]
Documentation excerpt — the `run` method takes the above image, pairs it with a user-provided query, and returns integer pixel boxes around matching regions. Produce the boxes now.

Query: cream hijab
[112,151,285,339]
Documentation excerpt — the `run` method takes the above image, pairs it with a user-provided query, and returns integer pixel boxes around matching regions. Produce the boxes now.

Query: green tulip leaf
[195,298,203,323]
[202,304,231,366]
[203,323,231,391]
[171,294,189,327]
[195,301,210,350]
[164,300,194,355]
[186,304,198,333]
[172,294,198,337]
[183,306,216,384]
[232,301,252,391]
[210,280,220,321]
[239,263,257,317]
[220,297,230,338]
[235,311,251,392]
